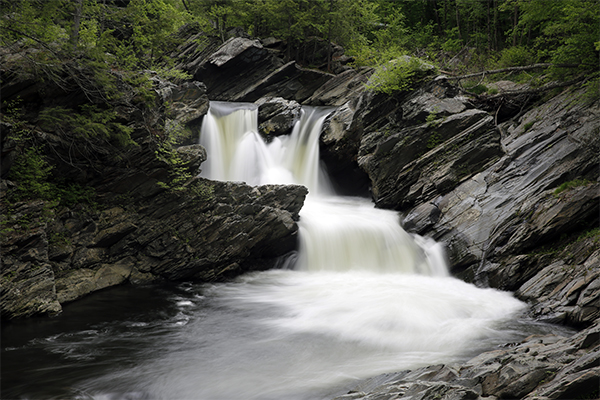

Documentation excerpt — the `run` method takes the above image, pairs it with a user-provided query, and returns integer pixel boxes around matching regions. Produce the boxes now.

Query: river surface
[1,265,569,400]
[0,102,574,399]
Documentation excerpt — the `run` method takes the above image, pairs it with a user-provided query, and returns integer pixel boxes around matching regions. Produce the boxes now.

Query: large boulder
[185,36,333,103]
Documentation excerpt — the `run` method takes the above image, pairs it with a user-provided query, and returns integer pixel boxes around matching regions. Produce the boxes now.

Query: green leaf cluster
[6,145,97,208]
[366,56,435,95]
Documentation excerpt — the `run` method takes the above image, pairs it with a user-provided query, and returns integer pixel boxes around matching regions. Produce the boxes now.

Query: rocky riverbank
[1,28,598,399]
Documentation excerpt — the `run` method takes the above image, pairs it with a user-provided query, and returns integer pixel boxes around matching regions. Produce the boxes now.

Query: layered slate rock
[357,77,499,209]
[2,179,307,318]
[0,201,62,318]
[334,322,599,400]
[402,87,599,277]
[184,36,333,103]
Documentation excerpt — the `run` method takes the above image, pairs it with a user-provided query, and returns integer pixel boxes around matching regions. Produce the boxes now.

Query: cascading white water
[200,101,447,275]
[200,102,334,194]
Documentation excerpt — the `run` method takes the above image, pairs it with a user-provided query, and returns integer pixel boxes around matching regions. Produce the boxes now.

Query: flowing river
[1,102,571,400]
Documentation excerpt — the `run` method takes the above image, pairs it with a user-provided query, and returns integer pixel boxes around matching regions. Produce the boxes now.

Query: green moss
[553,179,592,196]
[426,131,442,149]
[522,120,535,133]
[469,84,488,95]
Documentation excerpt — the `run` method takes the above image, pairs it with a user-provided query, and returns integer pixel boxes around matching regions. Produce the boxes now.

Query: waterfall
[199,101,446,275]
[200,101,334,194]
[2,102,559,400]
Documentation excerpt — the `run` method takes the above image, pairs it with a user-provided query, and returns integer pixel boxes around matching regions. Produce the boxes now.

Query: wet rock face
[184,36,332,103]
[256,96,301,137]
[356,78,500,210]
[403,89,599,275]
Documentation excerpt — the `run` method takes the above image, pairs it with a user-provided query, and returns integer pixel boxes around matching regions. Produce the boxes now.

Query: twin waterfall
[200,101,446,275]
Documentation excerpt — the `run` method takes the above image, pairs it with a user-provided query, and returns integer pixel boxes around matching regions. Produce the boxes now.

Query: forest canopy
[1,0,598,75]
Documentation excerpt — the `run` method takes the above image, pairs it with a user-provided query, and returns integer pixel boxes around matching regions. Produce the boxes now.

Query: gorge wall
[1,29,599,399]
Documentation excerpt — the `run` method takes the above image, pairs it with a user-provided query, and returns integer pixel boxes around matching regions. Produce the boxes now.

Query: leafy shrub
[7,147,54,201]
[39,105,135,147]
[498,46,535,68]
[366,56,435,94]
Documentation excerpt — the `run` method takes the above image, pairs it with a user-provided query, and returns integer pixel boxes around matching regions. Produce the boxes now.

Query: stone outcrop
[335,321,599,400]
[180,36,334,103]
[401,87,599,279]
[1,178,307,318]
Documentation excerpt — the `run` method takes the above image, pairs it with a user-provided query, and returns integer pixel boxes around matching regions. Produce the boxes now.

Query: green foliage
[426,112,439,127]
[154,125,195,191]
[553,179,592,197]
[366,56,434,94]
[6,144,98,207]
[497,46,535,68]
[7,147,55,201]
[426,131,442,150]
[189,180,215,202]
[39,105,135,147]
[522,120,535,133]
[468,84,488,95]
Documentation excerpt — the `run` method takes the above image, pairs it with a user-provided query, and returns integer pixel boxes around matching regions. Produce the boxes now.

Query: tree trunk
[455,0,461,40]
[181,0,190,12]
[512,4,518,47]
[70,0,83,49]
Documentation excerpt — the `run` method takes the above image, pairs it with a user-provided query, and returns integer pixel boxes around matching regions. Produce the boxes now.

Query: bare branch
[478,76,587,100]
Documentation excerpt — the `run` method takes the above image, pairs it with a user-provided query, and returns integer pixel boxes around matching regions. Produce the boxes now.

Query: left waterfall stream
[1,102,572,400]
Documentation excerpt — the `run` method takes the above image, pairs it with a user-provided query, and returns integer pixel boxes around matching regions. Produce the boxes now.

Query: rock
[181,34,335,103]
[175,144,207,175]
[0,262,61,318]
[0,201,62,318]
[516,247,600,326]
[403,202,441,235]
[306,67,373,107]
[361,110,501,209]
[402,87,599,274]
[161,80,209,127]
[256,96,301,137]
[336,322,600,400]
[91,222,138,248]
